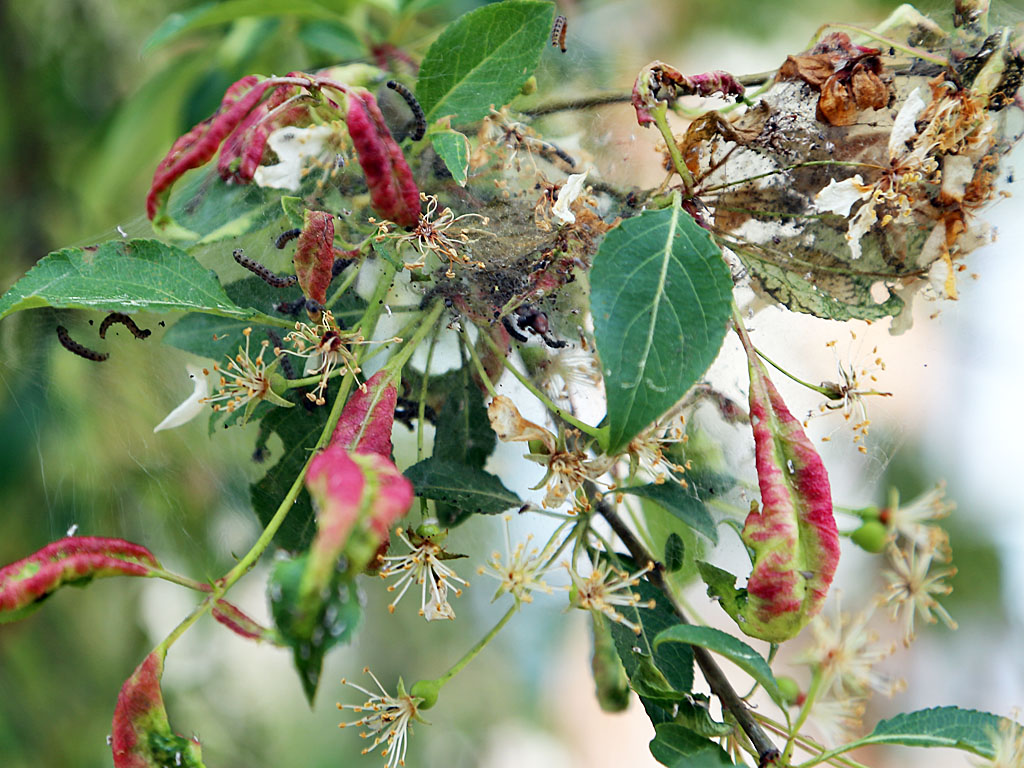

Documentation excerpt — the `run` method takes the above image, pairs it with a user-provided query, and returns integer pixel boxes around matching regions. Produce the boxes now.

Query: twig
[523,93,632,117]
[596,500,781,767]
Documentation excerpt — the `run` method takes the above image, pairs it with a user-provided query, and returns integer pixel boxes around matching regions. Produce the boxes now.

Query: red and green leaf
[212,599,278,644]
[329,369,399,456]
[346,90,421,227]
[293,210,336,309]
[0,536,159,624]
[111,650,205,768]
[726,322,839,642]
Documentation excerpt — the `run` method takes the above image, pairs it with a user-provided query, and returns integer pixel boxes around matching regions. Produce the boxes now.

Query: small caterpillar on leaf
[551,15,567,53]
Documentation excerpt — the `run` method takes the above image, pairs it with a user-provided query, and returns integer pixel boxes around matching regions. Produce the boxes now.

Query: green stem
[650,102,694,196]
[380,301,445,378]
[476,329,603,440]
[460,326,499,399]
[326,262,362,309]
[434,603,518,687]
[417,326,441,461]
[809,22,946,65]
[151,569,210,592]
[784,668,823,763]
[756,347,834,397]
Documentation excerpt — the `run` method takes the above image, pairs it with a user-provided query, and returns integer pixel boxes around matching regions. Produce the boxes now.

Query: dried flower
[378,526,468,621]
[378,193,488,276]
[338,668,422,768]
[881,543,958,646]
[624,414,689,485]
[812,334,892,449]
[567,561,656,634]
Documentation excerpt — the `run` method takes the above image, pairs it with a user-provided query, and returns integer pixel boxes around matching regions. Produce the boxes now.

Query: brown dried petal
[778,54,836,87]
[818,74,859,126]
[851,64,889,110]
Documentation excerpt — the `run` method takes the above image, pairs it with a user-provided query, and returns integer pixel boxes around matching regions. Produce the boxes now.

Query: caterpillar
[386,80,427,142]
[275,228,302,249]
[551,15,567,53]
[98,312,151,340]
[56,326,108,362]
[233,248,298,288]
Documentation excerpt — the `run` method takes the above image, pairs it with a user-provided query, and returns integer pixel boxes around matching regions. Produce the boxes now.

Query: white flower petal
[845,199,877,261]
[888,88,926,160]
[814,176,868,216]
[154,365,209,432]
[253,124,335,191]
[552,171,589,225]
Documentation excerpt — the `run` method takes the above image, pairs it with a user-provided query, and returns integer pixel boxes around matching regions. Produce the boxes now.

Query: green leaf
[663,533,685,572]
[268,554,362,704]
[403,458,521,526]
[432,362,495,468]
[430,131,471,186]
[165,168,280,245]
[0,239,282,323]
[861,707,1013,758]
[608,580,693,701]
[654,624,782,705]
[162,277,364,360]
[617,482,718,544]
[417,1,555,124]
[251,386,335,551]
[298,19,364,60]
[143,0,340,54]
[591,195,733,453]
[649,723,735,768]
[696,561,745,627]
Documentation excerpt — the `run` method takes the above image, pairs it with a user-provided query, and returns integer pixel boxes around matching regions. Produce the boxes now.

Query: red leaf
[0,537,159,624]
[146,75,277,223]
[346,90,420,227]
[112,650,205,768]
[293,210,336,308]
[212,599,275,643]
[330,370,398,457]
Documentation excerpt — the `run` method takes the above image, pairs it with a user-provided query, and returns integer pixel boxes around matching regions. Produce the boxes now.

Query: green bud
[520,76,537,96]
[851,505,881,521]
[851,520,889,553]
[527,438,549,456]
[409,678,441,710]
[775,675,801,706]
[414,520,445,543]
[590,615,630,712]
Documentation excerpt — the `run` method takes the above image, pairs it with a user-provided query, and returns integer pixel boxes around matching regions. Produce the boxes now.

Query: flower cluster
[378,525,468,621]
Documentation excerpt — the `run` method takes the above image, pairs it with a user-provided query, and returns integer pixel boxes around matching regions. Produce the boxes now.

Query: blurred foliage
[3,0,1006,767]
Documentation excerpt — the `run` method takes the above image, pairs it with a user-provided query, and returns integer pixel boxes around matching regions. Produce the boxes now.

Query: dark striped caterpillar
[56,326,108,362]
[386,80,426,142]
[98,313,151,340]
[551,15,567,53]
[275,228,302,249]
[233,248,298,288]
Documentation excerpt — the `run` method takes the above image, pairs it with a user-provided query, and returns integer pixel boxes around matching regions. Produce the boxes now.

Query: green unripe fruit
[775,675,801,706]
[851,520,889,553]
[520,76,537,95]
[414,520,445,543]
[409,678,441,710]
[527,438,549,456]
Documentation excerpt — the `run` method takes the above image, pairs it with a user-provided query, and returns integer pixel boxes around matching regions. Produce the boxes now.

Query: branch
[597,500,781,767]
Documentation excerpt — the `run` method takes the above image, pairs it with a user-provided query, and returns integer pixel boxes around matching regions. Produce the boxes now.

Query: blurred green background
[0,1,1019,766]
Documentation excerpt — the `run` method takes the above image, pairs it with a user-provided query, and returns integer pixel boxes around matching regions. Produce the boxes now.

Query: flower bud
[851,520,889,553]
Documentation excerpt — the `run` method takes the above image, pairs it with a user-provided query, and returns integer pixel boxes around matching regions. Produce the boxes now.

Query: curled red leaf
[147,75,279,223]
[632,61,745,126]
[212,599,275,643]
[733,324,839,642]
[293,210,336,308]
[0,537,159,624]
[346,90,420,227]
